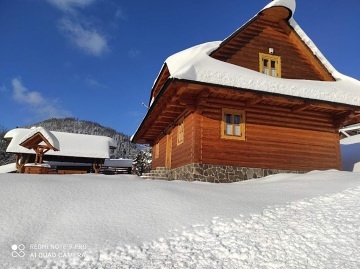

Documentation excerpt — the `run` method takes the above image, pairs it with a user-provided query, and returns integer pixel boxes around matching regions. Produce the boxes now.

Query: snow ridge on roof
[289,19,338,78]
[262,0,296,15]
[288,18,360,87]
[261,0,354,83]
[19,127,60,151]
[165,41,360,106]
[162,0,360,107]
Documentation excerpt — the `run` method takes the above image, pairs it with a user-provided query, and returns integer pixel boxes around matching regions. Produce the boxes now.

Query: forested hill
[0,118,139,165]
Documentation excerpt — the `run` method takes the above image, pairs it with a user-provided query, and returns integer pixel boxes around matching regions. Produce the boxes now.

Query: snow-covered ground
[0,163,17,173]
[0,171,359,268]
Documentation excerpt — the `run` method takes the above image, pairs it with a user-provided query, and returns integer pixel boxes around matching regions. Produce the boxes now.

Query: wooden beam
[291,102,312,112]
[178,97,197,106]
[333,110,356,129]
[246,96,263,106]
[345,114,360,126]
[158,115,177,120]
[196,89,211,106]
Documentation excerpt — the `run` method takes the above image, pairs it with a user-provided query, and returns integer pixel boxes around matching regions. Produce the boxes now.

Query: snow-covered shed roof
[19,127,60,151]
[5,128,116,159]
[161,0,360,107]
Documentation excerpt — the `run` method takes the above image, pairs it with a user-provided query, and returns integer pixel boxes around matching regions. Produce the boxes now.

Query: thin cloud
[11,77,72,119]
[46,0,96,13]
[58,17,109,56]
[128,49,141,59]
[114,7,127,20]
[46,0,109,57]
[85,77,108,90]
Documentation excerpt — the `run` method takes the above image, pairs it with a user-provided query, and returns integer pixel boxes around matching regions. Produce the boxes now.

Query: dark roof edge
[132,78,174,143]
[210,14,260,57]
[210,4,294,58]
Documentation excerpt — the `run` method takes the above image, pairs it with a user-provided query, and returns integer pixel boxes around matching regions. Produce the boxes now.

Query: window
[221,108,246,140]
[259,53,281,77]
[177,120,184,145]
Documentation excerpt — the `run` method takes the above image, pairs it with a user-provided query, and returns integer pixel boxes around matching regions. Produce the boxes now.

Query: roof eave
[170,78,360,110]
[131,78,174,144]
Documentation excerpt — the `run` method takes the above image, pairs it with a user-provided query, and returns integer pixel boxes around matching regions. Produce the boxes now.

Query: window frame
[154,142,159,159]
[177,119,185,146]
[221,108,246,141]
[259,53,281,78]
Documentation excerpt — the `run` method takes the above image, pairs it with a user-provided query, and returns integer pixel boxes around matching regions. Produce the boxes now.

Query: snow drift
[0,170,359,268]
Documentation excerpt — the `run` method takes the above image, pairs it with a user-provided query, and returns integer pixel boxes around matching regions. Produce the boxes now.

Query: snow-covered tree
[0,125,14,166]
[133,146,152,175]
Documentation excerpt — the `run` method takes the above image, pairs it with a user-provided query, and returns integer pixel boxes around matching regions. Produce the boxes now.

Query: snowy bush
[133,146,152,175]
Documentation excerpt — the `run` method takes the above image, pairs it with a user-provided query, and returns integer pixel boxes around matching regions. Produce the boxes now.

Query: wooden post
[93,162,102,173]
[16,154,29,173]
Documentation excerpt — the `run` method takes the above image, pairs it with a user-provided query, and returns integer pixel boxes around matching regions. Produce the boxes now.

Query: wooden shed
[132,0,360,182]
[5,127,116,174]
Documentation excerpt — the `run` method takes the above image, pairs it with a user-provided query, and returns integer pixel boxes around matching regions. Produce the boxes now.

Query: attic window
[259,53,281,78]
[221,108,246,141]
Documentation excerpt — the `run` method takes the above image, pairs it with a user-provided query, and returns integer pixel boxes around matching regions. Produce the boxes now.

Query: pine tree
[133,146,152,175]
[0,125,14,166]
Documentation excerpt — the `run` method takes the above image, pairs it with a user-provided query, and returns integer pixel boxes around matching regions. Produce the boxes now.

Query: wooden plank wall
[170,113,198,168]
[215,18,332,81]
[200,99,341,171]
[151,113,199,169]
[152,99,342,171]
[152,136,167,169]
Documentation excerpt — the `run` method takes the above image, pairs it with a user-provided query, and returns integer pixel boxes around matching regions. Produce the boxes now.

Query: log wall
[152,135,167,169]
[212,18,334,81]
[152,98,341,172]
[152,113,199,169]
[171,114,198,168]
[199,98,341,171]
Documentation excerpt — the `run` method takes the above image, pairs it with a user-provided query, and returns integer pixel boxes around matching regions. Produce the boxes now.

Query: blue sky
[1,0,360,135]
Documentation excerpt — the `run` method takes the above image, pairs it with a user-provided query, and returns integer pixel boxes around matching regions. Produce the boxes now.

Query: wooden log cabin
[132,0,360,182]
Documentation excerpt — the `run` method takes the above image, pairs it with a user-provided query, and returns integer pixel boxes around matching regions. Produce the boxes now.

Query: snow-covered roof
[339,123,360,137]
[165,42,360,106]
[262,0,296,15]
[5,128,116,159]
[161,0,360,107]
[19,126,60,151]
